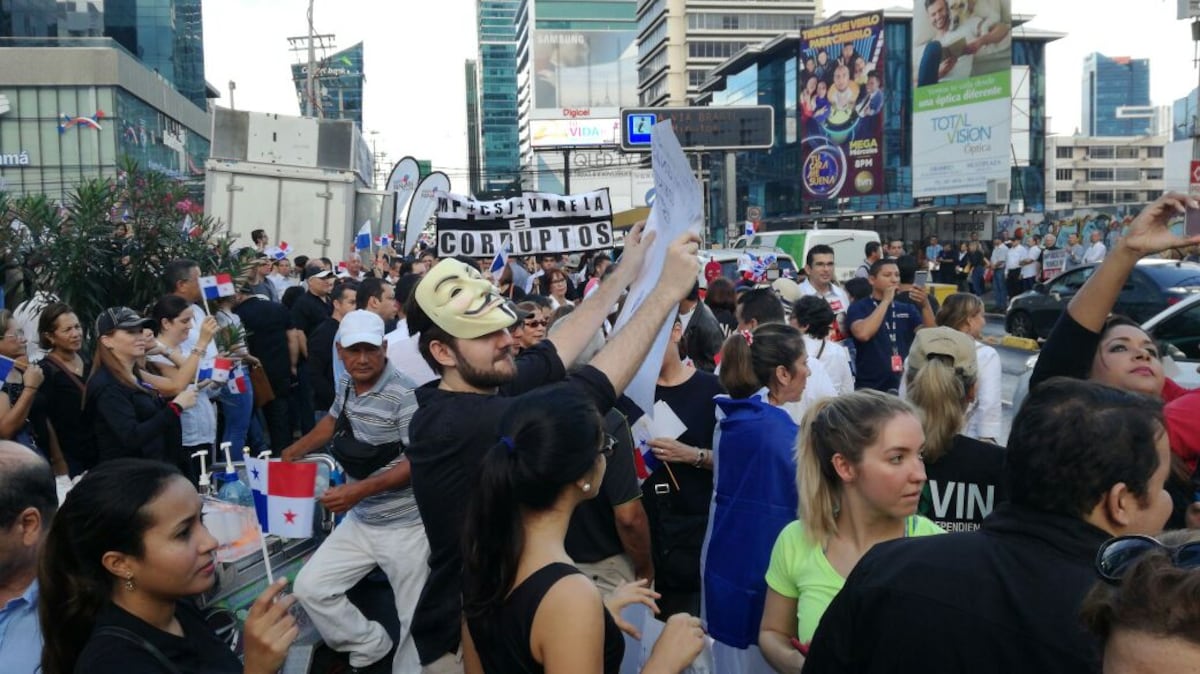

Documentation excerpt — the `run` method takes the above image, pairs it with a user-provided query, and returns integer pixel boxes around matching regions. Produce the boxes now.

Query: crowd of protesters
[0,195,1198,674]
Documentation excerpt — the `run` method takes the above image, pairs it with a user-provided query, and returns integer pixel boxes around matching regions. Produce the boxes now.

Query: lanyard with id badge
[883,300,903,373]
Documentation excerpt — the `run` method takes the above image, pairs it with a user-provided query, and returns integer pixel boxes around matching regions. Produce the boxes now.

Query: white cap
[338,310,385,347]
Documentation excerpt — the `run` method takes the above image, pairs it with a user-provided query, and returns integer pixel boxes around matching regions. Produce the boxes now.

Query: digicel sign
[563,108,591,119]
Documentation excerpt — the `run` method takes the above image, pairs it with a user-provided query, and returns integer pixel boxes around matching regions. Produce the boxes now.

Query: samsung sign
[531,118,621,149]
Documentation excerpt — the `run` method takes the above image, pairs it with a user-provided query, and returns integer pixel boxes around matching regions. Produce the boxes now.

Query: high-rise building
[1173,88,1197,142]
[465,59,483,196]
[515,0,638,182]
[477,0,522,194]
[289,42,365,126]
[0,1,213,197]
[636,0,822,107]
[1082,52,1151,137]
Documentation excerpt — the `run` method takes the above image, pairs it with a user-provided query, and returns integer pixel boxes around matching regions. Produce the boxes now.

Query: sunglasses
[600,433,617,458]
[1095,534,1200,583]
[524,319,548,328]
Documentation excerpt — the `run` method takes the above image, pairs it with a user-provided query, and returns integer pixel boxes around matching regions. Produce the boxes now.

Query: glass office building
[290,42,365,126]
[476,0,522,194]
[1082,53,1151,137]
[0,43,210,199]
[697,9,1060,245]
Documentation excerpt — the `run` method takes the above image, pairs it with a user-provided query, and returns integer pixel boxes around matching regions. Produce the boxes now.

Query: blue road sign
[627,114,657,146]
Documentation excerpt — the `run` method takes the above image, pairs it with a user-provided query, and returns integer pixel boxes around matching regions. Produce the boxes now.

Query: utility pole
[286,2,335,120]
[306,0,315,117]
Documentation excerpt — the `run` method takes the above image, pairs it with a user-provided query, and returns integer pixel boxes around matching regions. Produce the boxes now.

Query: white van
[743,229,881,282]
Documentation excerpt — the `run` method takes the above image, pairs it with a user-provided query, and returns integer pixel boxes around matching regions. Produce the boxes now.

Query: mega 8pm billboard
[799,11,886,200]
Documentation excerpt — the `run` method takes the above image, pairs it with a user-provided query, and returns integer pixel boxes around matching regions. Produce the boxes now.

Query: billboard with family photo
[799,11,886,200]
[911,0,1012,198]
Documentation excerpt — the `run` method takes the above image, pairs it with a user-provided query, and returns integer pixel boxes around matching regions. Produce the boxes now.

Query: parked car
[699,247,798,289]
[1005,259,1200,340]
[1011,290,1200,411]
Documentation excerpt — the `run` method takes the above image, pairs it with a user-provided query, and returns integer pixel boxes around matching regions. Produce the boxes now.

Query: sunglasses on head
[524,319,548,328]
[1095,534,1200,583]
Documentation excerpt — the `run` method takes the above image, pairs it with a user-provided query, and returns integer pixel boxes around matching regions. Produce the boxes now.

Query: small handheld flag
[267,242,291,260]
[374,234,392,249]
[199,274,236,300]
[181,214,200,238]
[489,242,512,276]
[245,458,317,539]
[198,358,234,384]
[0,356,15,381]
[227,367,249,394]
[355,221,372,251]
[744,220,755,237]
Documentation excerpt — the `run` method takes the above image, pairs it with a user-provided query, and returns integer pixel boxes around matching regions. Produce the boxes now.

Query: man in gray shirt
[1065,232,1085,269]
[285,310,426,673]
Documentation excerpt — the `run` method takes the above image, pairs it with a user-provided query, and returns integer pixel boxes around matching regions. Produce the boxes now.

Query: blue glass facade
[478,0,522,193]
[1,0,58,36]
[704,16,1051,243]
[1082,53,1150,137]
[290,42,364,126]
[1173,88,1197,142]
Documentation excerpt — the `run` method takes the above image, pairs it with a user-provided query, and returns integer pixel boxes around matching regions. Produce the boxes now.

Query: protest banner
[1041,248,1068,280]
[433,189,615,257]
[610,120,703,414]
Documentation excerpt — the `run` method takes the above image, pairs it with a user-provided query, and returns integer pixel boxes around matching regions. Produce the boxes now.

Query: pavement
[981,313,1039,352]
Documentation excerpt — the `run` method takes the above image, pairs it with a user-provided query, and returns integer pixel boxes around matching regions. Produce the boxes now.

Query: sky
[202,0,1199,186]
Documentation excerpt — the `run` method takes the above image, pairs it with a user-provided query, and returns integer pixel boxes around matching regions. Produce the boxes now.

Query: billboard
[910,0,1012,198]
[798,11,885,200]
[530,118,621,148]
[532,29,637,121]
[291,42,365,125]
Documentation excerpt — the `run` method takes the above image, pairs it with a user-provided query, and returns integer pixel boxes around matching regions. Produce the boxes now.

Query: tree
[0,158,246,338]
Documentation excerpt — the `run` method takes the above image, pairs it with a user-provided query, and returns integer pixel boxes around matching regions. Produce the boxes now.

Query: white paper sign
[610,121,703,414]
[650,400,688,440]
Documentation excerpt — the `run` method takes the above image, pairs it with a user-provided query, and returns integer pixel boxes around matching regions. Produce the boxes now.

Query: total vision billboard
[910,0,1012,198]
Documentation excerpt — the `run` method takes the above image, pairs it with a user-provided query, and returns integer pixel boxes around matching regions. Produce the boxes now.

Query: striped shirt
[330,365,421,525]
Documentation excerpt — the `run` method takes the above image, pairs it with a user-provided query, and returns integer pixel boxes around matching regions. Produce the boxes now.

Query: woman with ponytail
[758,391,942,673]
[903,326,1007,532]
[461,385,704,674]
[702,324,809,671]
[39,459,298,674]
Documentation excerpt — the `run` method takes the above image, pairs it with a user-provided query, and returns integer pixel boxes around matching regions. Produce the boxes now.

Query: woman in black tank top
[461,386,705,673]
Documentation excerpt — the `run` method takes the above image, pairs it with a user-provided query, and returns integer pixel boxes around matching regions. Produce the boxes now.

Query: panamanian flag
[199,274,236,300]
[354,221,372,251]
[227,366,249,394]
[198,357,234,384]
[489,241,512,276]
[244,458,317,539]
[374,234,392,248]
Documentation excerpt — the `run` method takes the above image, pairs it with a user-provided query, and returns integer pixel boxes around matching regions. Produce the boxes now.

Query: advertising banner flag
[403,172,451,255]
[799,11,886,200]
[385,156,421,240]
[911,0,1013,198]
[434,189,614,258]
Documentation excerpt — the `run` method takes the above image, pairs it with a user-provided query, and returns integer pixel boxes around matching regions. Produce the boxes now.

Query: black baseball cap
[95,307,153,335]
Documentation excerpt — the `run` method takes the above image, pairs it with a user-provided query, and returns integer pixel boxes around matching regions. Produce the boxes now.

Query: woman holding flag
[84,307,200,480]
[148,295,221,466]
[0,309,46,454]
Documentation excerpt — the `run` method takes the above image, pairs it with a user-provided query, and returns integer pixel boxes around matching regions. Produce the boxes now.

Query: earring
[582,483,591,493]
[124,574,134,591]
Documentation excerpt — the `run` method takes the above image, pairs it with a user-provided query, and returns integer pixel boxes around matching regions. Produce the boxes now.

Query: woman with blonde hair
[935,292,1002,443]
[758,391,942,672]
[903,327,1007,532]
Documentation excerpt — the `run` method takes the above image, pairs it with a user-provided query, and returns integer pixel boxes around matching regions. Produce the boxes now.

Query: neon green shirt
[764,515,944,644]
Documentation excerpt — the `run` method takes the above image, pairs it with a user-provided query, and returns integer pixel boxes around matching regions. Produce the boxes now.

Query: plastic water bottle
[216,442,253,508]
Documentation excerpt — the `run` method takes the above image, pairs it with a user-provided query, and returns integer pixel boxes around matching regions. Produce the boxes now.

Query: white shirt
[183,304,218,369]
[782,356,839,425]
[267,272,296,297]
[989,245,1007,271]
[1083,241,1107,264]
[965,342,1002,441]
[799,279,851,342]
[803,335,854,397]
[386,328,437,387]
[678,307,695,334]
[1020,246,1041,280]
[1005,244,1025,271]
